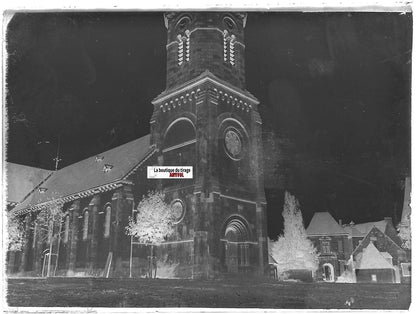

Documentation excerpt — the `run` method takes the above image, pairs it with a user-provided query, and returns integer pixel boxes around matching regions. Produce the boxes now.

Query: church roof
[355,242,394,270]
[5,163,53,204]
[11,134,153,214]
[306,212,348,236]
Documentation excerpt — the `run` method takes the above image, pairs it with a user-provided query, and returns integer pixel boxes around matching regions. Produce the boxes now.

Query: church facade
[7,12,268,279]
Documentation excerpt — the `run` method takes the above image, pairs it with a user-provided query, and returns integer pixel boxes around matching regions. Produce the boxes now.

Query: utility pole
[47,136,62,277]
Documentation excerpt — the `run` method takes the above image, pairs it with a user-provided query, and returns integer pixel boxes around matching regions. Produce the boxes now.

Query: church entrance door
[225,242,238,273]
[223,217,249,273]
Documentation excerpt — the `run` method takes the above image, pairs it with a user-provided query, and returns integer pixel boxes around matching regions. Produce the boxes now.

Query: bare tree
[125,191,175,278]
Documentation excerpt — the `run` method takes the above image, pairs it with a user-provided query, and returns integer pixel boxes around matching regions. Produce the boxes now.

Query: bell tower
[164,12,247,90]
[150,12,267,278]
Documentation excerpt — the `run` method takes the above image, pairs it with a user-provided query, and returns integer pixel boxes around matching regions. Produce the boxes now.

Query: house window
[83,211,89,240]
[104,204,112,238]
[64,215,70,243]
[401,263,411,277]
[371,274,377,282]
[337,239,344,253]
[321,241,331,254]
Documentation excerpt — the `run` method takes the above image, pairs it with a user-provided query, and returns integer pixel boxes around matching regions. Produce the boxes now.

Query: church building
[7,12,268,279]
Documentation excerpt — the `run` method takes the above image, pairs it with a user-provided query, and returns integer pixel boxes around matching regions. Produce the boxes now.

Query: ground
[6,277,411,309]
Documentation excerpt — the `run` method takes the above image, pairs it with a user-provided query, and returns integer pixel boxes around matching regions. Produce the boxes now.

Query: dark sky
[5,12,412,237]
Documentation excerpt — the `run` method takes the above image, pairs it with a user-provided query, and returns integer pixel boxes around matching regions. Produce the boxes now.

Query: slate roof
[306,212,348,236]
[5,163,53,204]
[11,134,153,214]
[343,224,364,238]
[355,242,394,270]
[351,225,403,256]
[351,220,388,235]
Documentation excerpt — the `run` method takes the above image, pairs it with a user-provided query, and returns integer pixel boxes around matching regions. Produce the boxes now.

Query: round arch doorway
[223,217,250,273]
[322,263,335,282]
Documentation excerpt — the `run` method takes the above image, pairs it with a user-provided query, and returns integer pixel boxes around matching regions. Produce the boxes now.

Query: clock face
[171,200,185,223]
[224,129,242,158]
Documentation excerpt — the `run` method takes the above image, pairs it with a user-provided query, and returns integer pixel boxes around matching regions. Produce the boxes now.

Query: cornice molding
[152,70,259,105]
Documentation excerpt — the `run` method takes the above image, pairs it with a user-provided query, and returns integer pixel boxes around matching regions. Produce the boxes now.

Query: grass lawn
[6,277,411,309]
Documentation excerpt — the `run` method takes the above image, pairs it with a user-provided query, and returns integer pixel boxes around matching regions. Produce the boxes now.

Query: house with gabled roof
[306,210,408,283]
[354,242,396,283]
[306,212,352,282]
[351,225,407,283]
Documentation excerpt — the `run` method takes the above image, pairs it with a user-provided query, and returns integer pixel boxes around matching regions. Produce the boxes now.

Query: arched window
[82,210,89,241]
[63,215,70,243]
[104,204,112,238]
[47,220,53,244]
[223,16,237,31]
[176,16,191,32]
[163,118,196,152]
[176,16,191,66]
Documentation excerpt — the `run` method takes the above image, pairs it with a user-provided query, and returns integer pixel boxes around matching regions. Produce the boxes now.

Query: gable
[353,220,387,234]
[5,163,53,205]
[352,226,404,263]
[355,242,394,270]
[306,212,348,236]
[11,134,154,215]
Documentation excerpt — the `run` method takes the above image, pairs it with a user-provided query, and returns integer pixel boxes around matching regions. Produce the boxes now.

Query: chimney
[384,217,392,223]
[339,219,342,226]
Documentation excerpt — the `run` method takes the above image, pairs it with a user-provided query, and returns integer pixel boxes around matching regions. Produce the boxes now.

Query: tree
[7,214,25,252]
[34,203,65,277]
[269,191,318,277]
[125,191,175,278]
[398,212,411,250]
